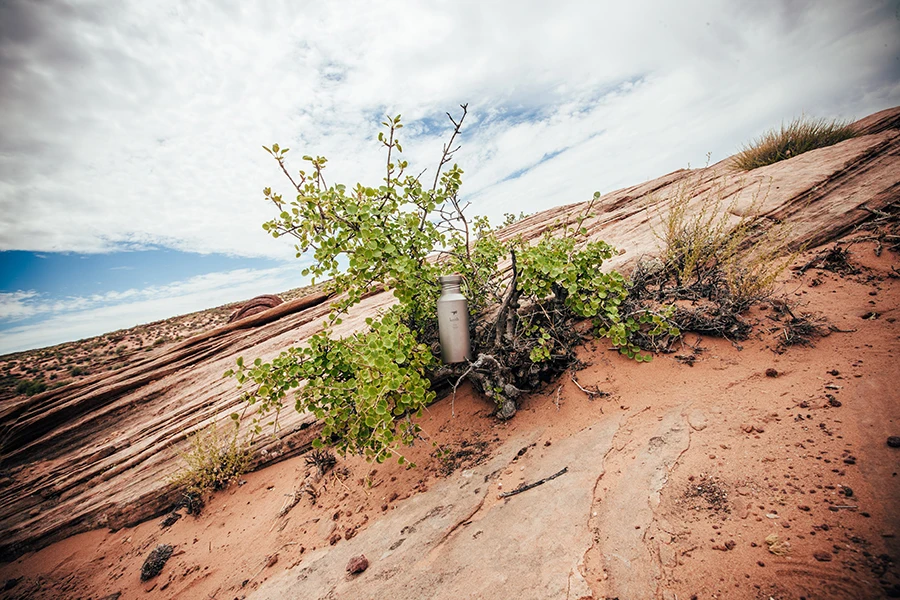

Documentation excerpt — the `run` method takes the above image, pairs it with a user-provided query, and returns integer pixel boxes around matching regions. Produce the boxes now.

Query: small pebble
[346,554,369,574]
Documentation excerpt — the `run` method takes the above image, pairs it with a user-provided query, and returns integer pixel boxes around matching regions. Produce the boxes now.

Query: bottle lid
[439,274,463,285]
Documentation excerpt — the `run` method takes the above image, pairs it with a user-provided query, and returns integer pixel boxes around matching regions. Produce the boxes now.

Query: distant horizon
[2,1,898,354]
[0,268,313,358]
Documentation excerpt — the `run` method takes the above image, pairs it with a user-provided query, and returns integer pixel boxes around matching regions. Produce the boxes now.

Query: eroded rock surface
[251,418,622,600]
[0,107,897,564]
[228,294,285,323]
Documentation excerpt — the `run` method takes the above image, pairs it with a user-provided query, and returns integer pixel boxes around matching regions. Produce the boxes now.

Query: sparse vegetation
[770,304,831,353]
[796,244,860,275]
[852,200,900,256]
[732,116,858,171]
[15,379,47,396]
[304,448,337,476]
[169,422,251,496]
[627,174,797,350]
[655,174,795,309]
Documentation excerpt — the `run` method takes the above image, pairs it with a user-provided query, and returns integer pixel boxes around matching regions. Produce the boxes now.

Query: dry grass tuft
[654,175,796,310]
[732,116,858,171]
[169,422,251,496]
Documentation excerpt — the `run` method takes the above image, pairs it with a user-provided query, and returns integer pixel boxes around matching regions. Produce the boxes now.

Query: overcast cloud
[0,0,898,352]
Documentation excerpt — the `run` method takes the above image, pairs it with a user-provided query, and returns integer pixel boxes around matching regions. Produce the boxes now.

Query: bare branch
[495,248,520,347]
[499,467,568,499]
[276,159,306,195]
[432,103,468,192]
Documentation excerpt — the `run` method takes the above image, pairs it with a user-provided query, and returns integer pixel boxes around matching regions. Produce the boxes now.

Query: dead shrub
[626,173,796,350]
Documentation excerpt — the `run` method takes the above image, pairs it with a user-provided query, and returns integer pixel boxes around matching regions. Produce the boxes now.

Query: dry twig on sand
[499,466,568,499]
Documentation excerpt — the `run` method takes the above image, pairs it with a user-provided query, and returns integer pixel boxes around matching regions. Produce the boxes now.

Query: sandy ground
[1,238,898,600]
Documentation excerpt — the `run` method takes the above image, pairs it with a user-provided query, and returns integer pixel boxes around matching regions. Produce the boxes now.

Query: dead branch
[570,372,606,401]
[499,466,568,498]
[450,362,475,418]
[494,248,520,347]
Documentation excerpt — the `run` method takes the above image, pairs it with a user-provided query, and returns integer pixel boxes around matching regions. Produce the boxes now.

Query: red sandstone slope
[0,107,897,567]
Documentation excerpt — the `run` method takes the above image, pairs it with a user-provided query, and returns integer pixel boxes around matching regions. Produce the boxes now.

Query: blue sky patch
[0,250,286,297]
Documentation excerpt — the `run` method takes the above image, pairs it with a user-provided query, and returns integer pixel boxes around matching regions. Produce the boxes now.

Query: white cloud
[0,290,40,320]
[0,1,898,353]
[0,0,896,260]
[0,266,304,354]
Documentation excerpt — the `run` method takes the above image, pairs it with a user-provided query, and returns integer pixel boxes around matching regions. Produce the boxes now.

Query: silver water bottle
[437,275,472,364]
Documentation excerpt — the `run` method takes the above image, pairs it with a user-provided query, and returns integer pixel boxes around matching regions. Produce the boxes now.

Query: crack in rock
[583,409,691,600]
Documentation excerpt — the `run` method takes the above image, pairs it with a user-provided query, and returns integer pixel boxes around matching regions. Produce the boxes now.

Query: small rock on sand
[887,436,900,448]
[346,554,369,574]
[687,410,708,431]
[765,534,791,556]
[140,544,174,581]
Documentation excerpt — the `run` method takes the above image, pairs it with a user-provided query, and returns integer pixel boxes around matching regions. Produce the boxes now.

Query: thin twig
[828,325,857,333]
[499,466,568,499]
[334,469,367,497]
[570,373,603,402]
[431,103,468,192]
[451,362,476,418]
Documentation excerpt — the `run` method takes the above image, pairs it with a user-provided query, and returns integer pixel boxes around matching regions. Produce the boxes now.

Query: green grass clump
[732,116,858,171]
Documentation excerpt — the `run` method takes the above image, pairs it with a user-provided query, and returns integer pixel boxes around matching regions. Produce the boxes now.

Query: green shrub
[732,116,858,171]
[229,107,664,465]
[69,366,88,377]
[15,379,47,396]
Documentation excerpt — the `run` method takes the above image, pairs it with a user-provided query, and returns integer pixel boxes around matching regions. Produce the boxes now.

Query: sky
[1,0,898,355]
